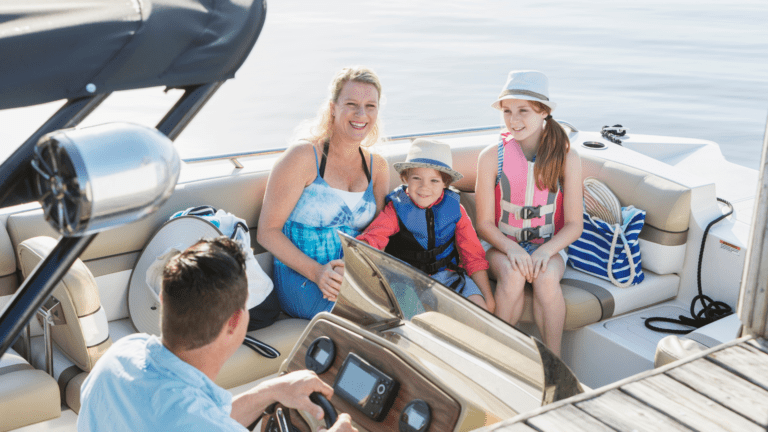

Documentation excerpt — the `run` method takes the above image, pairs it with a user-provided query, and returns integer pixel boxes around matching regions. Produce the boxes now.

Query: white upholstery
[18,237,112,372]
[1,348,61,430]
[639,240,686,275]
[561,267,680,317]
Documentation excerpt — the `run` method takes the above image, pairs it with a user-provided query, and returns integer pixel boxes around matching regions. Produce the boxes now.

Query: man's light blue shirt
[78,334,247,431]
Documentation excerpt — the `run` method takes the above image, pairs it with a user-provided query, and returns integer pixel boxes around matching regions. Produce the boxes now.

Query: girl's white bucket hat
[491,70,557,112]
[393,138,463,183]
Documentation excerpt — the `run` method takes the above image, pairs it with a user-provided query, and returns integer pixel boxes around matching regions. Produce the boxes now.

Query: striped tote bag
[567,206,645,287]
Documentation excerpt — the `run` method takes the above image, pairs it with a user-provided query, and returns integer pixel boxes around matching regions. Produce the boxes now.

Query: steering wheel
[261,392,338,432]
[310,392,338,428]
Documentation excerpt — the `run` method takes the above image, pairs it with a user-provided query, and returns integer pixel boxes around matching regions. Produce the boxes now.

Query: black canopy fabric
[0,0,266,110]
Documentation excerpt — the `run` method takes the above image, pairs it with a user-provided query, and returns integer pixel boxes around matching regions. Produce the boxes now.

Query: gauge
[400,400,431,432]
[305,336,335,374]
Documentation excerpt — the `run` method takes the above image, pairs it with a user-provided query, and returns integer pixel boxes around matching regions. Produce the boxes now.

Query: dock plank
[667,358,768,427]
[576,389,692,432]
[708,344,768,391]
[527,404,614,432]
[489,422,538,432]
[622,373,763,432]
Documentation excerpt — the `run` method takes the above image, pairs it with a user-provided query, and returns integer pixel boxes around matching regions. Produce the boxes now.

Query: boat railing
[183,121,579,168]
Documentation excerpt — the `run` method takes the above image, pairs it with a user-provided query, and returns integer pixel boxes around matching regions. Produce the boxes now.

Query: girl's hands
[530,249,551,280]
[506,247,534,282]
[315,259,345,301]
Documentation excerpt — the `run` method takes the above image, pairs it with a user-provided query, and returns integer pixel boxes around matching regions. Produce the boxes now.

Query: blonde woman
[258,66,389,319]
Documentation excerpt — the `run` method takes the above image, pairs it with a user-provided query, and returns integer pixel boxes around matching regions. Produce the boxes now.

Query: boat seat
[0,347,61,431]
[17,237,113,372]
[516,268,680,330]
[459,153,691,330]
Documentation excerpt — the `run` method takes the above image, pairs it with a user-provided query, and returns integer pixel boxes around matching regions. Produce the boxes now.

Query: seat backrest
[17,236,112,372]
[0,217,17,297]
[580,154,691,275]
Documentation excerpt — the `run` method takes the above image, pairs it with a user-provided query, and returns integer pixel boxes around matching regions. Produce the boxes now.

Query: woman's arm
[369,152,391,216]
[257,142,331,284]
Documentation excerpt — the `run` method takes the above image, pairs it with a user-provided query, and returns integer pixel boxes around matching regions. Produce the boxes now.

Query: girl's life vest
[384,185,462,275]
[495,134,564,244]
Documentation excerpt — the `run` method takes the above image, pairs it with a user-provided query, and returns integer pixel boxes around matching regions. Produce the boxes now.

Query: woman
[258,66,389,319]
[475,70,583,356]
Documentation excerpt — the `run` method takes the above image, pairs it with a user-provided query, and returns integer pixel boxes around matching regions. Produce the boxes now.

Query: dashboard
[281,317,461,432]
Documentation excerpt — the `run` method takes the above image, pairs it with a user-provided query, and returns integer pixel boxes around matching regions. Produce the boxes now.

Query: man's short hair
[161,236,247,350]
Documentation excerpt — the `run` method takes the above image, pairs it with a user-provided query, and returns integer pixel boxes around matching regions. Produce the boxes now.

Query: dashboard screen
[337,361,378,405]
[312,345,330,364]
[407,410,426,429]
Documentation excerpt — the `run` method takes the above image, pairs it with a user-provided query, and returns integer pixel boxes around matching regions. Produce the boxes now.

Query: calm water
[2,0,767,169]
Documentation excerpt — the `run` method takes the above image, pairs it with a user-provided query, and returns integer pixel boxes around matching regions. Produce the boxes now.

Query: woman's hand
[316,259,345,301]
[530,249,551,280]
[506,247,533,282]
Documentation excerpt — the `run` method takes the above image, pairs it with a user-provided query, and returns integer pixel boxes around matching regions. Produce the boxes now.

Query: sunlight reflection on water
[1,0,766,168]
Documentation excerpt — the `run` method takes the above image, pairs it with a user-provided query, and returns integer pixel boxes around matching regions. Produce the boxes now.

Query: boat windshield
[334,233,530,341]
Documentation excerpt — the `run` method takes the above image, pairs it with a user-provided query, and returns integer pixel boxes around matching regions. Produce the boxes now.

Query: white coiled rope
[583,177,636,288]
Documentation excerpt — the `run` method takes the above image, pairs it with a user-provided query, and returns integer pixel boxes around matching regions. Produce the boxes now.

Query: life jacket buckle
[519,226,540,242]
[519,205,542,219]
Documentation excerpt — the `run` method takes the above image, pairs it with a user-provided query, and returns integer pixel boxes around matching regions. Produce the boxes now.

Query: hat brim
[128,216,223,335]
[393,161,464,183]
[491,94,557,112]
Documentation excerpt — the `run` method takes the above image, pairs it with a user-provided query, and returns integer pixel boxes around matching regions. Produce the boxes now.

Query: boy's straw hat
[491,70,557,112]
[393,138,463,183]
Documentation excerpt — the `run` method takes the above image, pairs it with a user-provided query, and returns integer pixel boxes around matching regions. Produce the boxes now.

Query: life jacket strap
[500,200,556,220]
[392,238,453,262]
[498,223,555,242]
[419,247,461,275]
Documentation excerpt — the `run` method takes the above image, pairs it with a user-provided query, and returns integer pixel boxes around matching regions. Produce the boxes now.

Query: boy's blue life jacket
[384,185,462,275]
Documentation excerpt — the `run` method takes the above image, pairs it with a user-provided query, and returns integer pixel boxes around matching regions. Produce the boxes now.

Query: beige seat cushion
[17,236,112,372]
[494,268,679,331]
[0,349,61,431]
[215,318,309,389]
[518,283,602,331]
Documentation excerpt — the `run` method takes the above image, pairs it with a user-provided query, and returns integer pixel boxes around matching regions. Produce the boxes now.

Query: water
[2,0,767,169]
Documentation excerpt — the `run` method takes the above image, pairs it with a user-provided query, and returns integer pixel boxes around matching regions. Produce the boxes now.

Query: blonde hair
[305,66,384,148]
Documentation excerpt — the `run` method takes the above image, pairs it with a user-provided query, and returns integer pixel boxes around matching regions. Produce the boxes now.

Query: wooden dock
[478,336,768,432]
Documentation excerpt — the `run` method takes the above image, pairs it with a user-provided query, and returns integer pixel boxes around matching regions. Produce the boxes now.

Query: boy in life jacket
[357,139,495,313]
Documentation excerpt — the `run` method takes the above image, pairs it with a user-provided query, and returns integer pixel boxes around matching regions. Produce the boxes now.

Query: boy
[357,139,495,313]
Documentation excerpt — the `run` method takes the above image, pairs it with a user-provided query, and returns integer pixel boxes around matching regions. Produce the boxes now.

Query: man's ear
[226,309,242,334]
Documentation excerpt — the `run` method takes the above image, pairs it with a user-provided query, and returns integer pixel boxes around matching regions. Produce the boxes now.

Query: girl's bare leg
[531,253,566,356]
[488,248,527,325]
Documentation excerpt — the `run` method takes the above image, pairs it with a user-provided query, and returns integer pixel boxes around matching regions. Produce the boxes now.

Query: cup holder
[582,141,606,150]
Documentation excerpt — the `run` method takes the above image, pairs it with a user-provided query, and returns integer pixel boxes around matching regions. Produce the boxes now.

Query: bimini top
[0,0,266,110]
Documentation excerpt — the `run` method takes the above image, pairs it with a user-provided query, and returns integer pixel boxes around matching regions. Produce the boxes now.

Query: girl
[475,70,583,356]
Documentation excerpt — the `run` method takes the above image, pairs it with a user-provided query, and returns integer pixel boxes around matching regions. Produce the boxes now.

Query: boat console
[274,315,460,432]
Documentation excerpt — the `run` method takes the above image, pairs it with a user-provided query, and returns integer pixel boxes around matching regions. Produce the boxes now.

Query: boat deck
[479,336,768,432]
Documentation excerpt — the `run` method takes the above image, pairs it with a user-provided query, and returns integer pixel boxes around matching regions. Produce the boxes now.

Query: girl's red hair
[531,101,570,191]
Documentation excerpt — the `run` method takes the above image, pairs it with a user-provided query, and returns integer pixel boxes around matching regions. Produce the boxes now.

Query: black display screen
[336,361,378,405]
